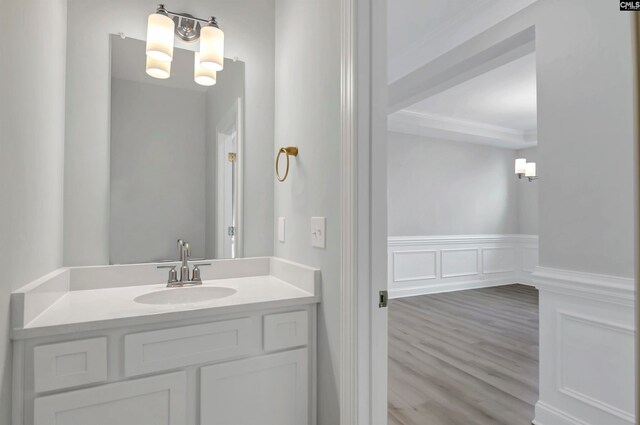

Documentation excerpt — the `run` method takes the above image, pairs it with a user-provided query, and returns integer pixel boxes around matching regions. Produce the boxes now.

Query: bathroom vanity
[11,257,320,425]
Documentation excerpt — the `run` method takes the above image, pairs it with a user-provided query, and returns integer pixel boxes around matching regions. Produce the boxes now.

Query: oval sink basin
[134,287,237,305]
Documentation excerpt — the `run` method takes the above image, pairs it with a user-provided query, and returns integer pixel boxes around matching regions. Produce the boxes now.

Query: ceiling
[387,0,492,61]
[387,0,538,83]
[387,0,538,149]
[405,52,537,132]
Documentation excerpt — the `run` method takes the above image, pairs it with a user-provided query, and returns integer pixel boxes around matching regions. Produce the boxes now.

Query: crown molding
[388,109,537,149]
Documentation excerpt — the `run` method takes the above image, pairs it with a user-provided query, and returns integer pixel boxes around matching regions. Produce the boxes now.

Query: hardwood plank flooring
[388,284,539,425]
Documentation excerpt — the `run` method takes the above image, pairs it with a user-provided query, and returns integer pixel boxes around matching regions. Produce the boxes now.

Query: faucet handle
[191,263,211,282]
[157,265,178,284]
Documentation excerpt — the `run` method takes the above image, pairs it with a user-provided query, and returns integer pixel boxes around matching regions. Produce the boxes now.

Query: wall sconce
[145,4,224,86]
[515,158,538,182]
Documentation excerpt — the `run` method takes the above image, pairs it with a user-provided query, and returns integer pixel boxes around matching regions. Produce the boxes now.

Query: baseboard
[389,278,515,298]
[534,402,588,425]
[388,234,538,298]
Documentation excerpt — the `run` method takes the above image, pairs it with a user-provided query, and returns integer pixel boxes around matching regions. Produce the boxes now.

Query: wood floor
[388,284,539,425]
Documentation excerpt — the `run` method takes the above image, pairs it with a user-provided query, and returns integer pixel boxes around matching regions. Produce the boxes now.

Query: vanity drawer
[263,310,308,351]
[34,337,108,393]
[124,317,256,377]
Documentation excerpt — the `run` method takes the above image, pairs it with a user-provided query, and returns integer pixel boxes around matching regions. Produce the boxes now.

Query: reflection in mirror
[109,35,244,264]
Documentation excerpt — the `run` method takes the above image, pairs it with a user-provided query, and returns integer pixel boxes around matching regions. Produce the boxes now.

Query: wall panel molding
[533,267,635,425]
[388,234,538,298]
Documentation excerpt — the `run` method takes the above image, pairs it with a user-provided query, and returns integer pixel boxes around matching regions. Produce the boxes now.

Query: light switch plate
[278,217,285,242]
[311,217,326,248]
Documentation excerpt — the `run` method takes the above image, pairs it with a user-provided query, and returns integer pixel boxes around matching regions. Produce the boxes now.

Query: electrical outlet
[311,217,326,248]
[278,217,285,242]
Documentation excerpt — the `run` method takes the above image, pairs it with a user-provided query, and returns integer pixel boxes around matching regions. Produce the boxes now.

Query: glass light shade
[194,53,217,86]
[525,162,537,177]
[199,25,224,71]
[515,158,527,175]
[146,12,175,62]
[146,56,171,79]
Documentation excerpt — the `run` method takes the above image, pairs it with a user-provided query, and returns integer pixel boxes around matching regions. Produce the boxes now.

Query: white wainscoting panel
[388,235,538,298]
[482,247,516,274]
[392,250,437,282]
[440,248,479,278]
[533,267,636,425]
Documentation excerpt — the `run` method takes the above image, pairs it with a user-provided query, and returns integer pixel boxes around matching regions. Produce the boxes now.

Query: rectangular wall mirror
[109,35,245,264]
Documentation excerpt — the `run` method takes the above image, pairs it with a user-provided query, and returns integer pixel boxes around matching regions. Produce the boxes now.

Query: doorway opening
[386,44,539,424]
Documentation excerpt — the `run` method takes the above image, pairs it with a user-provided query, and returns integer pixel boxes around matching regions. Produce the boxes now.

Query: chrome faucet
[158,240,211,287]
[178,239,191,282]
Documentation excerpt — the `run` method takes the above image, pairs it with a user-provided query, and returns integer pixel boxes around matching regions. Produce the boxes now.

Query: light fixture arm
[156,4,219,27]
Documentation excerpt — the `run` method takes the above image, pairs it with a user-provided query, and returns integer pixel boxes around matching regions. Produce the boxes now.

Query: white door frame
[215,98,244,259]
[340,0,388,423]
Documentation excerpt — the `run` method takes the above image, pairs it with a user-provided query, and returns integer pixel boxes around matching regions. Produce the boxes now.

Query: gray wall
[274,0,341,423]
[110,78,207,263]
[0,0,67,420]
[387,132,525,236]
[533,0,635,277]
[517,146,538,234]
[64,0,275,265]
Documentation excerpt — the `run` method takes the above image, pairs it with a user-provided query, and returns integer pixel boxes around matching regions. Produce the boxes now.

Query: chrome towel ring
[276,146,299,182]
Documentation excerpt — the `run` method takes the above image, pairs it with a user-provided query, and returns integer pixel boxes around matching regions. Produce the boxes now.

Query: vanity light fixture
[194,53,217,86]
[145,4,224,83]
[199,23,224,71]
[146,56,171,79]
[146,7,175,62]
[515,158,538,182]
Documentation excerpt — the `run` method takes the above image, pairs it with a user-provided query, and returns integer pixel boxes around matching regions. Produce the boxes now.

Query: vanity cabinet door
[200,348,308,425]
[33,372,186,425]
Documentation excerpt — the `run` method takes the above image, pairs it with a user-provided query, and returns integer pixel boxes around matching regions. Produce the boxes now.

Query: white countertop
[11,257,320,339]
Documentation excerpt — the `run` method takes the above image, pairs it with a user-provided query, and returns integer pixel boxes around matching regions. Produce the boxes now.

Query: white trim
[388,234,538,298]
[390,278,517,299]
[388,26,536,113]
[340,0,387,422]
[388,110,537,149]
[533,266,635,306]
[339,0,358,421]
[388,0,541,83]
[391,250,437,282]
[556,311,635,423]
[440,248,479,278]
[388,233,538,246]
[534,267,636,425]
[534,401,589,425]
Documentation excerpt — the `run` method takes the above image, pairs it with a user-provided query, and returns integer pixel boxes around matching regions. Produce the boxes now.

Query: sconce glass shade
[199,24,224,71]
[525,162,537,177]
[194,53,217,86]
[146,56,171,79]
[515,158,527,175]
[146,12,175,62]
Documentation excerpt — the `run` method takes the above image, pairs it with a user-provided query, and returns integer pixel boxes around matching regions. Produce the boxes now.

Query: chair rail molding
[387,234,538,298]
[532,267,636,425]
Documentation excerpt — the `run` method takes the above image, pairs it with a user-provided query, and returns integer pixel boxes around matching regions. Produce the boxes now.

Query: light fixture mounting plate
[173,14,201,42]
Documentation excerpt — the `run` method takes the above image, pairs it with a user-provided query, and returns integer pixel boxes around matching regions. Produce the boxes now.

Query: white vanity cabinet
[14,305,317,425]
[33,372,187,425]
[200,349,308,425]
